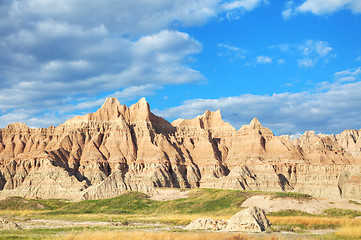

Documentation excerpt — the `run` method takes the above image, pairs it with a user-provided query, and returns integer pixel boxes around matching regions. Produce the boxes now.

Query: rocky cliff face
[0,97,360,200]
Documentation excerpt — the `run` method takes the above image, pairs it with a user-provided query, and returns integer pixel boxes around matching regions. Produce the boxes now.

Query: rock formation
[0,217,21,230]
[0,97,361,200]
[185,207,270,232]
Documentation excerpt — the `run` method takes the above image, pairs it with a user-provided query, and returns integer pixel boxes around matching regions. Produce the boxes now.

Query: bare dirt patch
[149,188,190,201]
[241,195,361,214]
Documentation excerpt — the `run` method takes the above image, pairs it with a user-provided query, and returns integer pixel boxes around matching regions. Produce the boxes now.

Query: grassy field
[0,189,313,217]
[0,189,360,239]
[0,189,258,224]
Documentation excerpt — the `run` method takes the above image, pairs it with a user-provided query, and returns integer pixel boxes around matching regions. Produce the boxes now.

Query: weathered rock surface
[241,195,325,214]
[225,207,270,232]
[0,97,361,200]
[241,195,361,214]
[185,218,227,231]
[0,217,21,230]
[185,207,270,232]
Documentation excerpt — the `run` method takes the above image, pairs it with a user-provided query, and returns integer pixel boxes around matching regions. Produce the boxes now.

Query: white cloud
[221,0,268,11]
[283,0,361,18]
[157,71,361,135]
[298,40,332,56]
[0,0,268,128]
[298,58,316,68]
[221,0,269,20]
[272,40,335,69]
[356,56,361,61]
[282,8,293,19]
[334,67,361,82]
[282,1,296,19]
[297,0,361,15]
[5,0,266,37]
[218,43,247,61]
[0,29,203,108]
[256,55,272,63]
[218,43,241,52]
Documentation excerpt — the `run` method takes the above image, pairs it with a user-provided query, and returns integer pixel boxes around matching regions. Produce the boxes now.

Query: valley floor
[0,188,361,239]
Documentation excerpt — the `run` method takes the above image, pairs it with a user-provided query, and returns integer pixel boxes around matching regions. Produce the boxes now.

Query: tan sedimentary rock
[241,195,326,214]
[0,97,361,200]
[185,207,270,232]
[0,217,21,230]
[225,206,270,232]
[185,218,227,231]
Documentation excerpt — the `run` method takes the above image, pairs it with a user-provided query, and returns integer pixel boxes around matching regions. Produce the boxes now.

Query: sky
[1,0,361,136]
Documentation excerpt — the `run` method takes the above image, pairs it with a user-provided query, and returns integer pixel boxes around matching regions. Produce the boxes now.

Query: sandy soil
[16,219,172,230]
[241,195,361,214]
[149,188,190,201]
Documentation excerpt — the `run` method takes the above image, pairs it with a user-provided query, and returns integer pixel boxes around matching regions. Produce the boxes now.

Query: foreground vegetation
[0,189,313,218]
[50,231,281,240]
[0,188,360,239]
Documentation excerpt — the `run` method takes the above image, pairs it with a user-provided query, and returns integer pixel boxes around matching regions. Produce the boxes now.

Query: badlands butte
[0,97,361,201]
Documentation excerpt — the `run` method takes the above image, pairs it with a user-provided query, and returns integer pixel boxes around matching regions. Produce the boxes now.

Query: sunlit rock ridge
[0,97,361,200]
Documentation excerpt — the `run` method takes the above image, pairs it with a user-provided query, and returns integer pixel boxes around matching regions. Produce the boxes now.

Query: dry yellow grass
[0,212,233,225]
[336,224,361,238]
[52,231,281,240]
[268,216,361,227]
[0,209,36,215]
[145,213,234,225]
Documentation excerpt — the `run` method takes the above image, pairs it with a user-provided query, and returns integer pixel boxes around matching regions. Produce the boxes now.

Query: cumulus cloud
[283,0,361,18]
[0,0,267,128]
[156,67,361,135]
[0,29,202,108]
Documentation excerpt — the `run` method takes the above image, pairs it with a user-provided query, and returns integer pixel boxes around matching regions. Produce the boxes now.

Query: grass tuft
[324,208,361,218]
[348,200,361,205]
[271,192,312,200]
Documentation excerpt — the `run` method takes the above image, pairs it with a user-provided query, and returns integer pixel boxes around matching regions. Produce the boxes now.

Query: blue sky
[1,0,361,136]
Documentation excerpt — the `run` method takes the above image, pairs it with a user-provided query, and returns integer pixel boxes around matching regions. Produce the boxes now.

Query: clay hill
[0,97,360,200]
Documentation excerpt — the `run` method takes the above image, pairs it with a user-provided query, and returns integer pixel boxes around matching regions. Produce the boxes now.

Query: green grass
[0,189,316,216]
[152,188,251,215]
[1,189,361,239]
[50,191,158,215]
[40,189,250,216]
[349,200,361,205]
[48,188,307,216]
[269,208,361,219]
[323,208,361,218]
[0,197,70,211]
[1,190,358,223]
[268,210,313,217]
[271,191,312,200]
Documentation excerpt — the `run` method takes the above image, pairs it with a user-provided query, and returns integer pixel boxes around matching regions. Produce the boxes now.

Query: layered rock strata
[185,207,270,232]
[0,97,361,200]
